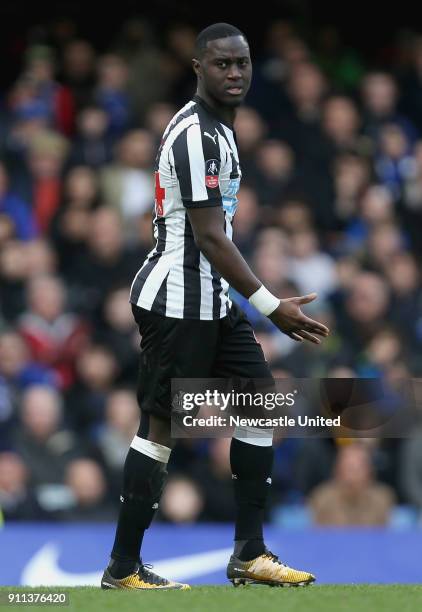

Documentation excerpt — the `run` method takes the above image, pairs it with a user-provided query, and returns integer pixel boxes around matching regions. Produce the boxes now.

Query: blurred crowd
[1,18,422,528]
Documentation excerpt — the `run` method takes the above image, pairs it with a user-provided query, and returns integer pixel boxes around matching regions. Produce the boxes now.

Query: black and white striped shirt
[130,95,241,320]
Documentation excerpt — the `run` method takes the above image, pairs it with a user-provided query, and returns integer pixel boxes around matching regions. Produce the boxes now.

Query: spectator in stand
[232,185,260,260]
[374,123,415,201]
[331,153,372,235]
[117,18,169,121]
[399,36,422,133]
[277,62,327,156]
[252,228,290,294]
[191,438,238,522]
[273,198,314,235]
[15,130,69,234]
[404,140,422,212]
[144,102,177,147]
[0,330,56,392]
[18,275,89,389]
[20,45,75,136]
[338,271,391,354]
[0,452,47,520]
[361,327,407,376]
[247,23,310,122]
[288,229,337,300]
[65,207,141,318]
[0,238,58,324]
[61,40,97,112]
[278,62,331,222]
[50,166,99,277]
[3,89,50,171]
[13,385,84,487]
[360,72,419,147]
[344,185,395,254]
[365,222,407,270]
[24,239,57,278]
[0,162,38,241]
[252,139,299,208]
[234,107,268,176]
[59,459,116,521]
[309,442,395,525]
[95,287,139,384]
[163,24,197,108]
[399,426,422,516]
[68,106,113,168]
[100,131,154,242]
[95,54,133,138]
[314,26,364,91]
[97,389,140,494]
[321,96,363,154]
[0,241,28,323]
[65,344,118,434]
[385,252,422,348]
[159,476,204,524]
[402,139,422,253]
[0,372,15,438]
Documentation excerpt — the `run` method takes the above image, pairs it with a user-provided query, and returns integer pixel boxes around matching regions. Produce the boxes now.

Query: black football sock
[107,558,139,579]
[230,437,274,561]
[109,444,168,578]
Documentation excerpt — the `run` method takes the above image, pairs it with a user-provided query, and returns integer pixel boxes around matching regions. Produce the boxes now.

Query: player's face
[196,36,252,107]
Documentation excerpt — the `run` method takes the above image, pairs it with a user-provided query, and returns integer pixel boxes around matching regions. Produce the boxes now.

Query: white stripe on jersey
[220,277,231,318]
[165,218,186,319]
[199,252,214,320]
[165,262,184,318]
[161,114,199,163]
[162,100,196,140]
[136,253,174,310]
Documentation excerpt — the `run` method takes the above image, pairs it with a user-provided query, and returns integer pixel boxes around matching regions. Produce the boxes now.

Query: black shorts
[132,302,273,420]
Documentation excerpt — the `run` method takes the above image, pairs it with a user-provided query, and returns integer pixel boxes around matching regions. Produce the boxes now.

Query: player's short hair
[195,23,247,58]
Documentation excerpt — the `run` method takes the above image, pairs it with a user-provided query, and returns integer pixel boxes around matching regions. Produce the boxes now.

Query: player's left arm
[187,205,329,343]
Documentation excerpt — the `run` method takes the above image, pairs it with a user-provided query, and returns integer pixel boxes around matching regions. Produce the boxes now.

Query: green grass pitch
[1,586,422,612]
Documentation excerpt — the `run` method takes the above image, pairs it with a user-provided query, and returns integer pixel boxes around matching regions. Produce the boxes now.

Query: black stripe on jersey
[172,129,192,202]
[211,265,222,319]
[130,217,167,303]
[151,272,169,315]
[183,214,201,318]
[198,113,223,204]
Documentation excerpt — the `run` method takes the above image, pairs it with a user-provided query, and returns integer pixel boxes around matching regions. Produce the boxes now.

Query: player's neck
[194,90,235,128]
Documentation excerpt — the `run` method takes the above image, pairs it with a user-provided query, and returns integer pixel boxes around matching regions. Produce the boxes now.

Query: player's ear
[192,58,202,78]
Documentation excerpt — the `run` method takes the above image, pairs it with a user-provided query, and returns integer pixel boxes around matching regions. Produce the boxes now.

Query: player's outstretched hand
[268,293,330,344]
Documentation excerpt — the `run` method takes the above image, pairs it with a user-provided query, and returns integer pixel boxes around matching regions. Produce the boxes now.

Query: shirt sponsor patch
[205,159,220,189]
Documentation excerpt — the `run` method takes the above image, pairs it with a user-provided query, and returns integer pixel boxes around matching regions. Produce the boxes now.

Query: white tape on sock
[233,425,274,447]
[130,436,171,463]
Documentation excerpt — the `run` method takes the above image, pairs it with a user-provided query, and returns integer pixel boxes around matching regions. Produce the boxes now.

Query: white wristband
[248,285,280,316]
